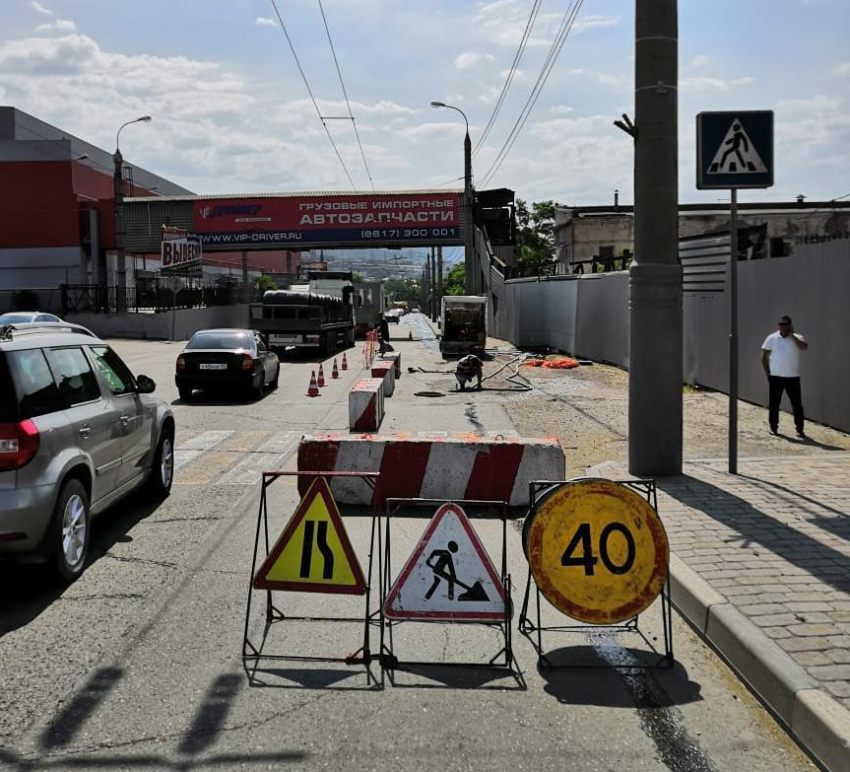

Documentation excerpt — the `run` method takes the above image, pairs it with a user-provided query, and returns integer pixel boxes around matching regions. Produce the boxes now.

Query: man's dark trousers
[768,375,805,433]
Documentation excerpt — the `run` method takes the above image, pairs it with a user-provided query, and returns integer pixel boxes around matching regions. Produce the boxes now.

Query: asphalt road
[0,315,817,772]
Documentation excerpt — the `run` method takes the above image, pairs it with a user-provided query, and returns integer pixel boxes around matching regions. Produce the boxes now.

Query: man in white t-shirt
[760,315,809,438]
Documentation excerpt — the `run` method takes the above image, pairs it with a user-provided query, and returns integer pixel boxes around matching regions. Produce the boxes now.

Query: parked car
[0,312,62,324]
[175,328,280,401]
[0,322,175,582]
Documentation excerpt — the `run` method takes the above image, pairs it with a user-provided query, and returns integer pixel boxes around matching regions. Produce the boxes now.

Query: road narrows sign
[525,479,668,625]
[384,502,505,622]
[252,477,366,595]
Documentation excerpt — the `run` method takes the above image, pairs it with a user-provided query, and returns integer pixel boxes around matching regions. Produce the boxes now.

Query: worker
[378,313,392,354]
[455,354,483,391]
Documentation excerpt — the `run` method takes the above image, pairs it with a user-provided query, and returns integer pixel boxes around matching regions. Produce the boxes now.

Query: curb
[669,553,850,772]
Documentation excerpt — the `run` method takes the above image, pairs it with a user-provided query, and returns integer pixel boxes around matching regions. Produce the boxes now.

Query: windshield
[0,313,36,323]
[186,331,253,350]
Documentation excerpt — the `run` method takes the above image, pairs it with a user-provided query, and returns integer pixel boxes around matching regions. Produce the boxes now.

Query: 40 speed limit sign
[524,479,669,624]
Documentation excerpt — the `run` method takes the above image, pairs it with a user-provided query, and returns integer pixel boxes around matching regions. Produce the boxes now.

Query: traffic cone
[341,352,348,371]
[307,371,320,397]
[317,363,326,387]
[332,358,340,379]
[409,331,413,340]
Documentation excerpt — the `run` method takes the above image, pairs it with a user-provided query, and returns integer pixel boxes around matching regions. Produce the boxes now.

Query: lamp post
[430,101,474,294]
[114,116,151,311]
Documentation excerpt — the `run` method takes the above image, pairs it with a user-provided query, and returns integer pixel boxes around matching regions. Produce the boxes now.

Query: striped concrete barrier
[298,433,565,507]
[371,360,395,397]
[348,378,384,432]
[380,351,401,378]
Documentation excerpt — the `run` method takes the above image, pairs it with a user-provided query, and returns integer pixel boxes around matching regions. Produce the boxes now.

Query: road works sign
[252,477,366,595]
[524,479,668,625]
[697,111,774,189]
[384,503,506,622]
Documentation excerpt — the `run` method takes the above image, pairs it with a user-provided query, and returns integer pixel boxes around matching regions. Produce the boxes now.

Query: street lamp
[430,101,474,294]
[114,116,152,310]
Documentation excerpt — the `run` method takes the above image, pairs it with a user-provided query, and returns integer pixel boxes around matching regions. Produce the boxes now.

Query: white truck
[440,295,487,358]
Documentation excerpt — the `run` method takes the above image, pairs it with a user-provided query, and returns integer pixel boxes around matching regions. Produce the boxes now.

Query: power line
[268,0,357,189]
[479,0,585,188]
[473,0,542,158]
[316,0,375,190]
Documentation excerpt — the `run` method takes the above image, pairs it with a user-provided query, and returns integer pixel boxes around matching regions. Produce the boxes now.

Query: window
[255,336,266,353]
[36,314,60,322]
[4,349,63,419]
[186,331,252,350]
[90,346,136,396]
[45,348,100,407]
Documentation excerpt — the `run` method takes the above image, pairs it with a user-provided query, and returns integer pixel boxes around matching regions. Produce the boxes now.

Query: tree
[443,263,465,296]
[516,199,557,277]
[383,278,419,303]
[255,274,278,294]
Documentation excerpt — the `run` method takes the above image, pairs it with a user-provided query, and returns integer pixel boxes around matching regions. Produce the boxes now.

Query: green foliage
[516,199,557,277]
[352,271,363,282]
[443,263,465,296]
[255,274,278,294]
[384,278,419,303]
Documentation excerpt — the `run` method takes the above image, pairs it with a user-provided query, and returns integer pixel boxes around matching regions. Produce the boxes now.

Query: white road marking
[215,432,300,486]
[174,430,234,470]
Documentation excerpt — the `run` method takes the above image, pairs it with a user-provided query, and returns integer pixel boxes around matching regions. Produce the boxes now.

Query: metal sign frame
[379,497,523,688]
[696,110,774,190]
[519,479,673,670]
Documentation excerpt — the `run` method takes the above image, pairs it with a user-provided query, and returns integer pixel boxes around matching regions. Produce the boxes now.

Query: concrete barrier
[298,433,565,507]
[380,351,401,378]
[371,360,395,397]
[348,379,384,432]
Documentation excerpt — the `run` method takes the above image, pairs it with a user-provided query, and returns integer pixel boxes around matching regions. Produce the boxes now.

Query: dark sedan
[175,328,280,401]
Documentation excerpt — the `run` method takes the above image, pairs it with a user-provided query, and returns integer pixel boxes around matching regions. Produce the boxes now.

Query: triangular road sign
[253,477,366,595]
[384,503,506,621]
[708,118,768,175]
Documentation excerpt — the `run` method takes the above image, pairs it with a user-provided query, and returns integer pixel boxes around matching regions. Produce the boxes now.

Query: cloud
[474,0,564,48]
[833,62,850,77]
[254,17,276,28]
[691,55,709,68]
[680,76,754,92]
[572,15,620,33]
[36,18,76,33]
[550,105,574,115]
[454,52,482,69]
[30,1,52,14]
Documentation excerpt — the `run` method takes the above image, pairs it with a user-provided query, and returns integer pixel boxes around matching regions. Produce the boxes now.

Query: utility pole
[424,250,431,318]
[431,246,438,321]
[628,0,682,476]
[463,130,474,295]
[113,149,126,312]
[437,246,443,325]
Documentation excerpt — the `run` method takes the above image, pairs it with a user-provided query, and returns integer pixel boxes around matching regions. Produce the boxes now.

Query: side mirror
[137,375,156,394]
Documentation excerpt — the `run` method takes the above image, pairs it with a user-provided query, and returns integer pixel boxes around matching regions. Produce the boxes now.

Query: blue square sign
[696,111,774,190]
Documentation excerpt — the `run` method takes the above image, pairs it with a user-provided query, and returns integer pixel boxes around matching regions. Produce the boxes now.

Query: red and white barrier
[380,351,401,378]
[371,360,395,397]
[348,379,384,432]
[298,434,564,507]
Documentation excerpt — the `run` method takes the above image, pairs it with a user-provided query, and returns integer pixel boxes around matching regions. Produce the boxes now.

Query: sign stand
[519,479,673,670]
[242,471,383,689]
[379,498,521,685]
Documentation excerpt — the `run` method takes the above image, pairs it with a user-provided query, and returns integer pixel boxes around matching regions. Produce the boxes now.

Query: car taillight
[241,354,254,371]
[176,355,186,371]
[0,420,40,472]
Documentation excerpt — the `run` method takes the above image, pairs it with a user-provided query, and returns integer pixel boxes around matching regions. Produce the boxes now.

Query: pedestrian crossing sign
[253,477,366,595]
[384,502,506,622]
[697,110,773,190]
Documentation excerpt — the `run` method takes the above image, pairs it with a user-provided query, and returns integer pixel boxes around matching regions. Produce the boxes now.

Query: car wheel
[270,365,280,389]
[146,428,174,499]
[253,373,265,400]
[178,386,192,401]
[51,479,90,583]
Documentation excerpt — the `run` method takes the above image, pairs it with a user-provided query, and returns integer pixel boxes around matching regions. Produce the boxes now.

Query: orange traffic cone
[307,371,320,397]
[331,358,340,379]
[341,352,348,371]
[408,331,413,340]
[317,363,326,387]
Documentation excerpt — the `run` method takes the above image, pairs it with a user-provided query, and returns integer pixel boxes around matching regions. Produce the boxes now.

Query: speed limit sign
[524,479,669,624]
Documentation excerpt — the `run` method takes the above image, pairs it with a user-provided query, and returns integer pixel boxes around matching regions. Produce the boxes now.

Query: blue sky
[2,0,848,206]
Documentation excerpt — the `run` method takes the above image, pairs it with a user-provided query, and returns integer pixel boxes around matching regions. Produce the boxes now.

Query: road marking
[215,432,300,486]
[173,430,234,470]
[177,432,267,485]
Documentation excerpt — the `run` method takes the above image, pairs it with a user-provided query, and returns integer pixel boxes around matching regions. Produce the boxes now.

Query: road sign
[524,479,668,624]
[697,111,774,189]
[384,502,505,622]
[253,477,366,595]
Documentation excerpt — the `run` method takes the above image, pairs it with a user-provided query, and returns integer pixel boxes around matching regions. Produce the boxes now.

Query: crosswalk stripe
[215,432,300,486]
[177,431,267,485]
[174,430,234,471]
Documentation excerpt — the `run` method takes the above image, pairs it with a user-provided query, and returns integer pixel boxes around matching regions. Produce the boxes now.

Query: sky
[2,0,849,207]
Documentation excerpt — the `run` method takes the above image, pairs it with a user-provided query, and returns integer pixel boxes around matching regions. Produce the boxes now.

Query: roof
[0,322,98,350]
[130,189,464,203]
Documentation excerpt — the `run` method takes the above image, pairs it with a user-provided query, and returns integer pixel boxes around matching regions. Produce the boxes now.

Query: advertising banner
[160,234,202,272]
[192,192,461,248]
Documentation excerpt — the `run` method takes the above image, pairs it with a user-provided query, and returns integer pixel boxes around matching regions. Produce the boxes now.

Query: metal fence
[0,287,65,316]
[59,282,249,315]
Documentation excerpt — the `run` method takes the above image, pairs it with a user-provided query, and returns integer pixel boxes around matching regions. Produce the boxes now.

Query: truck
[249,271,355,355]
[440,295,487,358]
[352,280,386,338]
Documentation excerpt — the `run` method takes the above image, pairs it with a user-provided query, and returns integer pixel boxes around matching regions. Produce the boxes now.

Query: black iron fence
[0,288,64,316]
[58,282,252,315]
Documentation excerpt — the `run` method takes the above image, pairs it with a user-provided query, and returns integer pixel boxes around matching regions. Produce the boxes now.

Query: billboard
[161,234,202,272]
[192,193,461,248]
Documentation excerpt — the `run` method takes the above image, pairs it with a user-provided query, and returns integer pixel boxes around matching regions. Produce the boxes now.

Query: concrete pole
[424,249,431,318]
[241,251,249,303]
[437,246,444,325]
[431,246,438,321]
[463,131,474,294]
[628,0,682,476]
[728,189,739,474]
[113,149,126,312]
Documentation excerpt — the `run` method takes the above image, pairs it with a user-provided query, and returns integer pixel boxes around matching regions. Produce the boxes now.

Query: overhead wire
[316,0,375,190]
[268,0,357,190]
[479,0,585,188]
[473,0,543,158]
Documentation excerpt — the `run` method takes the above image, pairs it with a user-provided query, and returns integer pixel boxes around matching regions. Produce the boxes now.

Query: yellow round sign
[525,479,669,624]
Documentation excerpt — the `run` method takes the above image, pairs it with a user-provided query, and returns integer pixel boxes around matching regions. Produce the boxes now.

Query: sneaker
[797,430,807,439]
[770,427,778,436]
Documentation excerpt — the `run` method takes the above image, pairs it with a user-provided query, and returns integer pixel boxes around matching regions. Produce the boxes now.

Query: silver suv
[0,323,175,582]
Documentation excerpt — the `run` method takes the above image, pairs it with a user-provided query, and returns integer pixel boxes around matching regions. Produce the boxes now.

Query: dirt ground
[485,355,850,477]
